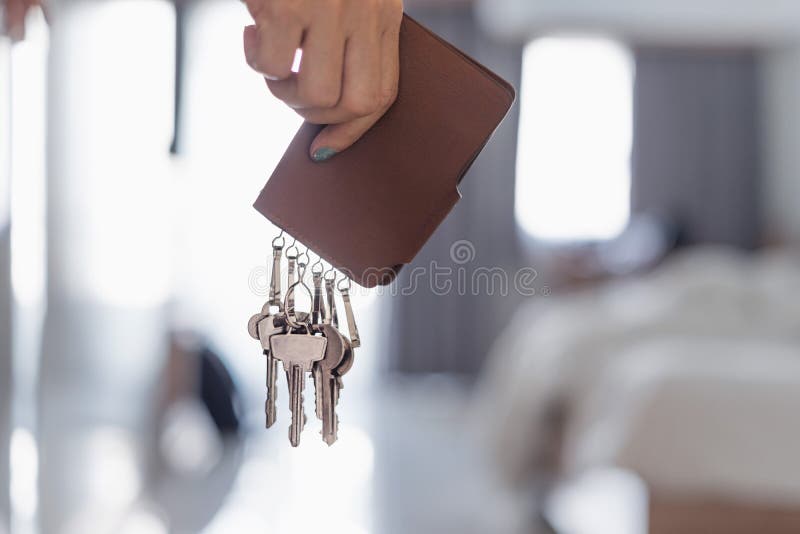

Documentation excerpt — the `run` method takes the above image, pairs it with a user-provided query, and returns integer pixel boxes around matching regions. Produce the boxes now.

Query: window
[515,37,633,242]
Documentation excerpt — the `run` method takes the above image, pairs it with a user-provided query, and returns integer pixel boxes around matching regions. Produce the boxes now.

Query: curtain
[631,47,762,248]
[387,5,525,374]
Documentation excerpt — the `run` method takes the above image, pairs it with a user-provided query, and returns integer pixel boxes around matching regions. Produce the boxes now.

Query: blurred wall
[478,0,800,45]
[479,0,800,246]
[38,4,173,532]
[0,225,9,532]
[762,46,800,244]
[389,4,524,374]
[1,40,12,532]
[631,47,761,248]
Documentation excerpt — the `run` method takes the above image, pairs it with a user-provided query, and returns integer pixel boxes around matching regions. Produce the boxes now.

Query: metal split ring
[283,278,313,328]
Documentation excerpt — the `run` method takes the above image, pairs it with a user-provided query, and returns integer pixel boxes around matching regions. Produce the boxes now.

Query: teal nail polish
[312,147,337,162]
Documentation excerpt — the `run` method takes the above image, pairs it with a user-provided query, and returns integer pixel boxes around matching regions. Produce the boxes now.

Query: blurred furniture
[477,247,800,532]
[564,340,800,534]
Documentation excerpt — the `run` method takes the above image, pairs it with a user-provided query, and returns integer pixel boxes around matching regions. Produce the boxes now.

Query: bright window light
[515,37,633,242]
[9,10,47,307]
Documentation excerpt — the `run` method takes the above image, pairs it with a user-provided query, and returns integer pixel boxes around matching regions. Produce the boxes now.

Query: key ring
[271,230,285,248]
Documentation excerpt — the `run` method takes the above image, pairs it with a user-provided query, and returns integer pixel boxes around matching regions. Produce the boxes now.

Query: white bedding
[475,247,800,489]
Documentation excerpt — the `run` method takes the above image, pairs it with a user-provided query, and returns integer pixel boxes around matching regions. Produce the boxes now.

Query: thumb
[309,113,381,163]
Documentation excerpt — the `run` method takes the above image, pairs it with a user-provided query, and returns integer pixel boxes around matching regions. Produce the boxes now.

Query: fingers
[378,21,401,114]
[243,21,303,81]
[243,0,403,162]
[271,27,382,124]
[309,26,400,161]
[4,0,28,41]
[339,20,383,116]
[265,20,346,108]
[310,114,383,161]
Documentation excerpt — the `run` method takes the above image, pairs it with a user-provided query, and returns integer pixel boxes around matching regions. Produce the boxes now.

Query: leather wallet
[254,14,515,287]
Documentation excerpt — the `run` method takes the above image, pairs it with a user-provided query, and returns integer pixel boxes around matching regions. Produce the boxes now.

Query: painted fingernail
[312,148,337,162]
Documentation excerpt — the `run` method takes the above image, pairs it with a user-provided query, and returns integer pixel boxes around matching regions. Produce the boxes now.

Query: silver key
[313,324,346,445]
[335,343,355,377]
[258,315,285,428]
[312,269,327,325]
[268,240,284,311]
[248,312,266,339]
[270,326,327,447]
[286,247,298,311]
[332,339,355,407]
[324,273,338,327]
[338,278,361,348]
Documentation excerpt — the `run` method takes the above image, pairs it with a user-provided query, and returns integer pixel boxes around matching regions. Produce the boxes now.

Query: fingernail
[312,148,337,162]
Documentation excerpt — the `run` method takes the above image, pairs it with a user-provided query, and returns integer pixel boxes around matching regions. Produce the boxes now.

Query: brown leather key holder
[254,14,515,288]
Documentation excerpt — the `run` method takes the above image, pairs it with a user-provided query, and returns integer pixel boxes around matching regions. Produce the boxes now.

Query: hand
[243,0,403,162]
[3,0,41,41]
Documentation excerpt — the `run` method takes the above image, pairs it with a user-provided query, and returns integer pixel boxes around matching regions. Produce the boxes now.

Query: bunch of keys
[247,232,361,446]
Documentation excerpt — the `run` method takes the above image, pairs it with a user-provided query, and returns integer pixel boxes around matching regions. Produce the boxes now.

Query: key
[312,270,327,325]
[334,343,355,378]
[270,326,327,446]
[268,241,283,311]
[339,280,361,348]
[332,340,355,407]
[324,274,338,327]
[313,325,346,445]
[258,315,286,428]
[285,246,298,311]
[266,310,310,329]
[325,338,353,440]
[248,312,266,340]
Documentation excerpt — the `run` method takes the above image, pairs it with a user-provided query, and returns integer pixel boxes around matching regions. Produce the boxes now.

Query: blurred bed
[476,246,800,533]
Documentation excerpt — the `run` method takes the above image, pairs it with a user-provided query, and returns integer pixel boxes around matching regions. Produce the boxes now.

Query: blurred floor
[201,378,528,534]
[369,379,528,534]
